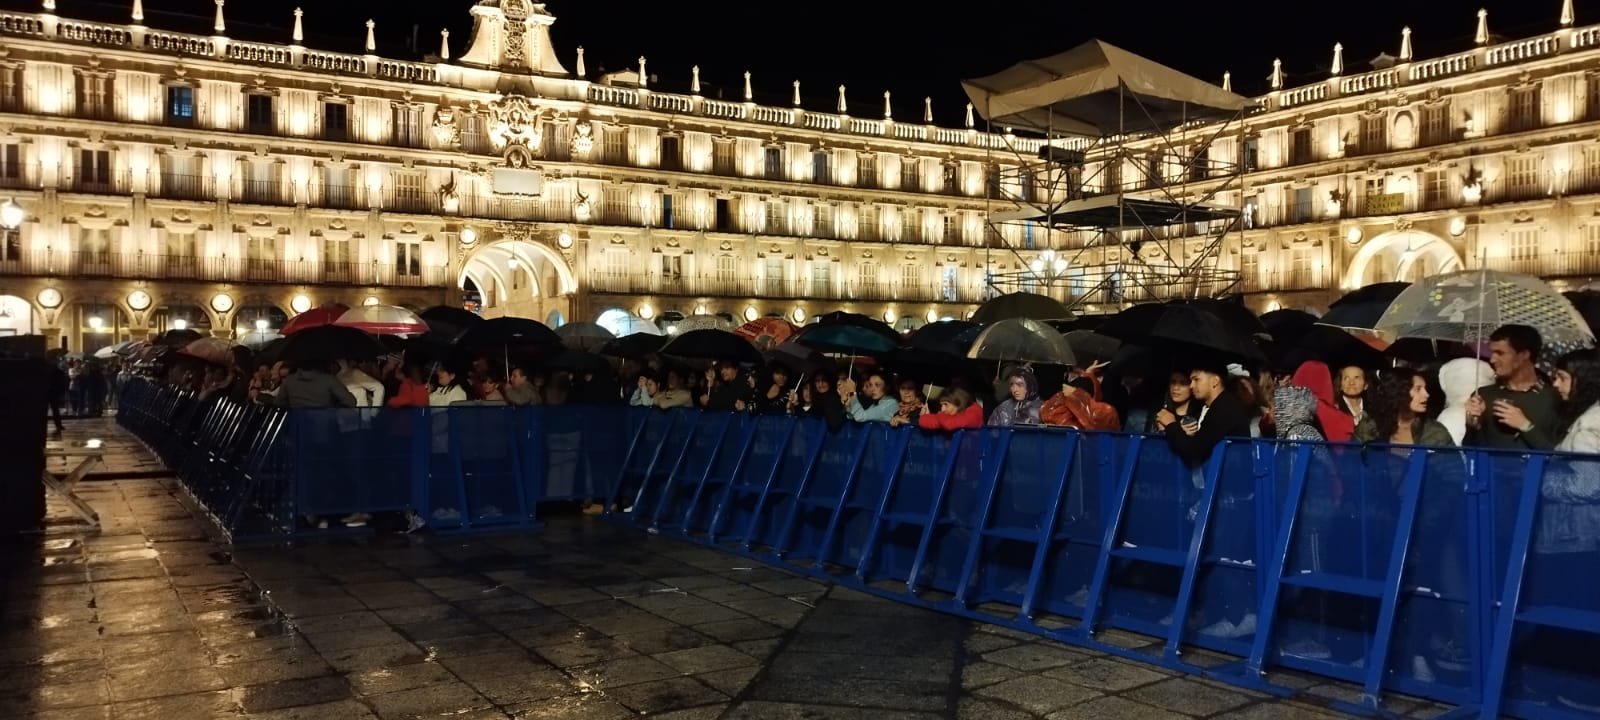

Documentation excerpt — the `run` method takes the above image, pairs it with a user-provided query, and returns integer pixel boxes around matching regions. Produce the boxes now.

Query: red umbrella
[734,318,799,351]
[334,305,429,336]
[280,303,349,336]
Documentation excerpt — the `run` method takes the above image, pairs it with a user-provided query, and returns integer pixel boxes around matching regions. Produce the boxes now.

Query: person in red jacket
[919,387,985,431]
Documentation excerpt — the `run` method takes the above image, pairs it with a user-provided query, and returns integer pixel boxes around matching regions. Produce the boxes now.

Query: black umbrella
[970,292,1074,324]
[1188,297,1268,339]
[661,329,764,365]
[905,320,978,356]
[600,333,668,359]
[1093,302,1174,342]
[793,311,902,356]
[253,337,288,368]
[1063,330,1121,365]
[1148,304,1267,366]
[1320,282,1410,330]
[1271,325,1385,373]
[1260,309,1319,344]
[418,305,483,338]
[456,317,560,347]
[544,349,612,374]
[278,325,388,365]
[154,328,204,347]
[766,342,830,376]
[1562,291,1600,336]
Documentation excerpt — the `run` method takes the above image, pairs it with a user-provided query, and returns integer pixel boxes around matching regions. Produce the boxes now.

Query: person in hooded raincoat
[988,365,1041,427]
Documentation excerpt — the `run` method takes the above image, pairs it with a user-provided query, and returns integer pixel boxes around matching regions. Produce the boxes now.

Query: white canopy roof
[962,40,1248,137]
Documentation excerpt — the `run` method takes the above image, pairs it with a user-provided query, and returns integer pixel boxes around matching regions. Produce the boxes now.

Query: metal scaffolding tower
[962,40,1254,312]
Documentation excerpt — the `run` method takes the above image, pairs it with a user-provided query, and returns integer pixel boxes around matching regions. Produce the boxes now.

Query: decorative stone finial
[923,97,933,123]
[365,20,375,53]
[1400,27,1413,61]
[575,47,586,78]
[792,80,801,106]
[690,66,700,94]
[1330,43,1343,75]
[42,0,55,11]
[638,57,647,88]
[292,8,303,44]
[440,29,449,60]
[132,0,144,22]
[1561,0,1574,27]
[1270,58,1284,90]
[883,91,892,120]
[213,0,225,33]
[743,71,752,102]
[964,102,974,129]
[1475,8,1489,45]
[1221,71,1231,92]
[837,85,847,114]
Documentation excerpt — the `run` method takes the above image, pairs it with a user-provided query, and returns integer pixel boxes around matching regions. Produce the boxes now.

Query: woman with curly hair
[1352,367,1454,446]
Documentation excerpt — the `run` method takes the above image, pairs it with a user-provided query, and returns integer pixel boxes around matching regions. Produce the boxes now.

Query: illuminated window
[1508,86,1541,132]
[322,102,348,141]
[246,94,275,134]
[1359,114,1387,155]
[900,157,921,191]
[164,86,194,127]
[1421,103,1451,145]
[858,154,878,188]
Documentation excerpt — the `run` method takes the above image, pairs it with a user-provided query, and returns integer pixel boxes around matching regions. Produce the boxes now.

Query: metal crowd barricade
[112,375,1600,717]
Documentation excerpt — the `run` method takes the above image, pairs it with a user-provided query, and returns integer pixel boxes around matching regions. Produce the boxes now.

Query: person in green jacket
[1464,324,1560,450]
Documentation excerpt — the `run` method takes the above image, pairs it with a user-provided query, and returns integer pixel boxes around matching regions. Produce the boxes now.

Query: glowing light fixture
[0,198,24,230]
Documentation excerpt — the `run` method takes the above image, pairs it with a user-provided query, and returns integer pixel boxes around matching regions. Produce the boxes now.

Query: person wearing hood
[989,365,1042,427]
[1288,360,1355,442]
[1271,384,1325,442]
[1435,357,1494,445]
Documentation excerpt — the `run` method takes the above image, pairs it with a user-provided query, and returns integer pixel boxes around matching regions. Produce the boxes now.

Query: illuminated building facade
[0,1,1595,351]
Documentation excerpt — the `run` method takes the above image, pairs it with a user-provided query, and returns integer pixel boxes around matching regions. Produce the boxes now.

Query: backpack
[1040,386,1121,432]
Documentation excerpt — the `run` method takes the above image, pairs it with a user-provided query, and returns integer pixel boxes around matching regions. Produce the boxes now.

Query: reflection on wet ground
[2,422,1453,719]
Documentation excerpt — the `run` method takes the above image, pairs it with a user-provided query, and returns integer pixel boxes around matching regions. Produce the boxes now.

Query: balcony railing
[0,250,449,287]
[585,272,988,304]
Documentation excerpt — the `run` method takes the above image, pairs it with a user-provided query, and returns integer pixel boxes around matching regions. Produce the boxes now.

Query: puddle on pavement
[86,548,161,563]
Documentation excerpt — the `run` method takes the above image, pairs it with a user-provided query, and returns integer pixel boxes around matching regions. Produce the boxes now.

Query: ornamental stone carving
[432,107,461,146]
[488,95,543,155]
[571,123,593,156]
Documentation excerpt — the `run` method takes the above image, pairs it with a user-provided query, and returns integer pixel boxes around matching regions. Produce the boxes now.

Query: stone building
[0,0,1596,352]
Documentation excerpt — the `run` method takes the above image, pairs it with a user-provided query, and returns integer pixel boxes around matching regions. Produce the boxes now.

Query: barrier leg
[742,426,826,553]
[947,431,1013,610]
[650,415,732,532]
[816,430,911,572]
[1075,435,1146,640]
[678,420,757,536]
[1018,433,1081,621]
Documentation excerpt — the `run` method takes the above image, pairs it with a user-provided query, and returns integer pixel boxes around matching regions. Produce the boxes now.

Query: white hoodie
[1437,358,1494,445]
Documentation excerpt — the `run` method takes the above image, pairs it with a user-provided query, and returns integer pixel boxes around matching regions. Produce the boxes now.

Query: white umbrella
[599,313,661,336]
[555,322,616,352]
[966,317,1076,366]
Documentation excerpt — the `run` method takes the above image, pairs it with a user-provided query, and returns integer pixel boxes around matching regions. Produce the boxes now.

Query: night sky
[5,0,1582,126]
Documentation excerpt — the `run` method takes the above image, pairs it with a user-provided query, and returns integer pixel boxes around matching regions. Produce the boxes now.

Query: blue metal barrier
[114,376,1600,718]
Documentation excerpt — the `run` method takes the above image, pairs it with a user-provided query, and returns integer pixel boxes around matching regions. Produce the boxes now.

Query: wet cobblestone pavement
[2,420,1454,719]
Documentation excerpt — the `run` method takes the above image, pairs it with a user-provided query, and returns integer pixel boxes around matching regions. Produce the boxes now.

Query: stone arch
[458,239,575,319]
[0,294,38,337]
[1343,229,1465,289]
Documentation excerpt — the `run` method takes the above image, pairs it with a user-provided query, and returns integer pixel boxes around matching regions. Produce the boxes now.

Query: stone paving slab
[0,424,1458,719]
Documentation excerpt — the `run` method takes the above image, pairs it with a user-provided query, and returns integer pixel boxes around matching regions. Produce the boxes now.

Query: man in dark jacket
[1156,363,1253,468]
[1465,324,1560,450]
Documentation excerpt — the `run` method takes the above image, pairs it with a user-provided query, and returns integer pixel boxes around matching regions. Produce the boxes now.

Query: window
[901,157,921,191]
[1506,155,1540,198]
[1143,154,1161,188]
[1422,169,1449,210]
[1589,75,1600,121]
[857,262,879,292]
[77,227,111,267]
[763,146,783,179]
[602,186,629,224]
[165,86,195,126]
[1359,115,1387,155]
[77,73,109,119]
[603,127,628,164]
[1188,146,1209,182]
[712,141,734,175]
[395,240,421,277]
[815,203,834,238]
[1242,252,1259,288]
[1508,87,1541,132]
[660,193,674,228]
[900,263,922,293]
[240,161,280,204]
[1242,196,1258,229]
[942,214,958,243]
[765,199,786,234]
[1101,157,1123,192]
[323,164,357,209]
[858,154,878,188]
[245,235,276,276]
[859,205,879,241]
[942,162,958,193]
[0,144,23,188]
[0,224,19,262]
[393,105,423,148]
[941,267,959,302]
[1585,224,1600,256]
[659,254,684,284]
[460,113,487,153]
[323,102,348,141]
[810,261,832,296]
[714,198,732,231]
[391,171,426,212]
[1289,186,1313,224]
[75,149,111,192]
[1421,103,1450,145]
[659,135,681,171]
[1509,227,1539,263]
[1289,128,1313,165]
[763,256,786,295]
[603,249,628,277]
[246,94,275,134]
[323,237,351,278]
[812,152,831,184]
[714,255,737,286]
[984,165,1001,198]
[157,153,201,199]
[1241,137,1259,173]
[1290,247,1313,286]
[0,66,20,111]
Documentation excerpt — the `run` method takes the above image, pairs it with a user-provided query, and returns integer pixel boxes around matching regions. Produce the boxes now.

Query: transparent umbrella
[555,321,616,352]
[675,315,735,333]
[966,318,1076,366]
[1375,269,1595,347]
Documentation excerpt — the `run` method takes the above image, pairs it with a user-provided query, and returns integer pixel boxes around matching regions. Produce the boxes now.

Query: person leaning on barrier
[1465,324,1560,450]
[1155,362,1254,468]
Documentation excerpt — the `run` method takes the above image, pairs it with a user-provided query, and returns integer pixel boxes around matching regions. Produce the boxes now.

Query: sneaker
[477,506,503,519]
[1432,639,1469,673]
[1232,613,1257,638]
[1281,639,1332,660]
[432,508,461,522]
[1199,619,1237,637]
[405,512,426,534]
[341,513,370,527]
[1411,655,1435,683]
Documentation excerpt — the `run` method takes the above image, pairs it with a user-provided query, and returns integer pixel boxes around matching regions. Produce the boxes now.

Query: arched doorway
[1344,230,1465,289]
[459,239,575,321]
[0,294,36,336]
[150,303,212,337]
[234,303,288,342]
[73,300,132,355]
[545,309,564,327]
